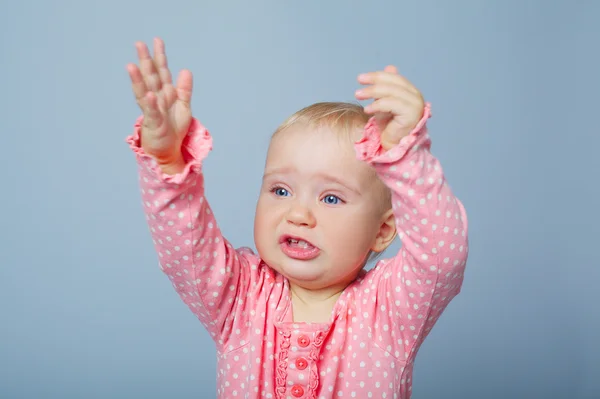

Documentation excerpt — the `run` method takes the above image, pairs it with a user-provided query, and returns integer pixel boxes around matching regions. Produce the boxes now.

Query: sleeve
[354,103,469,359]
[125,117,264,348]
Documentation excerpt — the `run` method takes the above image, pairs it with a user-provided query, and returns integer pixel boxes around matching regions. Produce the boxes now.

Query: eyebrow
[263,167,362,195]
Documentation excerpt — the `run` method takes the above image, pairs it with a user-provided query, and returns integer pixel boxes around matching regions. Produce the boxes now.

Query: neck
[290,283,345,305]
[289,283,346,323]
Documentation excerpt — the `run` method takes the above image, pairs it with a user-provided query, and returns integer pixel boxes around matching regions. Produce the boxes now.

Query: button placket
[287,332,312,398]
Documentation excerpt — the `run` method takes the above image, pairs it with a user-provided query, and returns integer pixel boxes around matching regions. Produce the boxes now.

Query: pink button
[295,357,308,370]
[291,384,304,397]
[297,335,310,347]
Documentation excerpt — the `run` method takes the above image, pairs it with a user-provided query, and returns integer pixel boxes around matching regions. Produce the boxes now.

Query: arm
[127,116,261,347]
[355,103,468,356]
[124,38,263,348]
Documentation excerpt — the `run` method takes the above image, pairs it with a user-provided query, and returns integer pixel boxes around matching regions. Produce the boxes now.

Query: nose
[286,202,316,228]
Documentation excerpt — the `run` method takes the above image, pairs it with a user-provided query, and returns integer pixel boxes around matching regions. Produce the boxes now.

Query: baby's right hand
[126,38,193,174]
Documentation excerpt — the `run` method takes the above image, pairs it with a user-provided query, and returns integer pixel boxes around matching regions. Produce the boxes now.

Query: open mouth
[279,235,320,260]
[286,237,313,248]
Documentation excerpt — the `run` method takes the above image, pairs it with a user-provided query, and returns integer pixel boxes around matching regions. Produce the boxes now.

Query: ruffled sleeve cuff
[125,116,213,185]
[354,102,432,164]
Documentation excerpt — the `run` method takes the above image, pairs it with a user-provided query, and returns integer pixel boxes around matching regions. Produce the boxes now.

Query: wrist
[157,156,186,175]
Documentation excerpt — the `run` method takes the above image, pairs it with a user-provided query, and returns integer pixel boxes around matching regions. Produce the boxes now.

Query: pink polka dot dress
[126,103,468,398]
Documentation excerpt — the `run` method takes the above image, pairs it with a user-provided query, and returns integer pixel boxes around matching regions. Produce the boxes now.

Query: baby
[126,38,468,399]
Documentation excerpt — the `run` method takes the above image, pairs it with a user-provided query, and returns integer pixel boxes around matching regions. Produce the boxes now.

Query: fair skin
[254,125,396,322]
[127,37,425,322]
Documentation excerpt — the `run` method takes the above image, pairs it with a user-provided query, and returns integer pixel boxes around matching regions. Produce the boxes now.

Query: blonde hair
[272,102,393,265]
[273,102,370,139]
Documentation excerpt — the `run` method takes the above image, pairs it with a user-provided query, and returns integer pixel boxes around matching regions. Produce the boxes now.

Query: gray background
[1,1,598,398]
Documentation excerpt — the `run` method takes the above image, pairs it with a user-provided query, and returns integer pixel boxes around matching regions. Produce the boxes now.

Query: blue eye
[322,195,341,205]
[273,187,290,197]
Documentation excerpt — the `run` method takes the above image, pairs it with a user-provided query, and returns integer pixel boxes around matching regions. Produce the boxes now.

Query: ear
[371,208,397,253]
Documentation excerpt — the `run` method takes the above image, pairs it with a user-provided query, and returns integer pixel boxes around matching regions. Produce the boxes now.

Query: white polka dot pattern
[127,105,468,399]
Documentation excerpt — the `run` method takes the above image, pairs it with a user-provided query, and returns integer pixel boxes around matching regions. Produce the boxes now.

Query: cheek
[255,197,270,228]
[254,196,282,234]
[322,208,379,247]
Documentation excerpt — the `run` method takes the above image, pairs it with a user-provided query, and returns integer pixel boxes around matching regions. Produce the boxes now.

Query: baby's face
[254,125,389,291]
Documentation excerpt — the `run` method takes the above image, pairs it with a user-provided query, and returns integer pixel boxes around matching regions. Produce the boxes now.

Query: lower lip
[280,240,320,260]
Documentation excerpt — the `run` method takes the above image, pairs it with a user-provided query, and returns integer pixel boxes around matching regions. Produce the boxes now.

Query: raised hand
[126,38,193,172]
[355,66,425,150]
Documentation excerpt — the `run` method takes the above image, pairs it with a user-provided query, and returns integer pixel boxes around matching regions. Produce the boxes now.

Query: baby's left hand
[356,66,425,150]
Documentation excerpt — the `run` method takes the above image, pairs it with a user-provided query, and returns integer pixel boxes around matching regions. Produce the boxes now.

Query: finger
[143,91,164,128]
[127,63,149,103]
[358,66,403,84]
[364,96,410,115]
[384,65,398,74]
[355,83,411,101]
[175,69,193,105]
[136,41,162,92]
[153,37,173,85]
[357,70,417,93]
[162,83,177,108]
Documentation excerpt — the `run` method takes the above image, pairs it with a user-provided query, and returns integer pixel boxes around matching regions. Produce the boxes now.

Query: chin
[275,257,320,278]
[259,250,325,284]
[280,269,327,290]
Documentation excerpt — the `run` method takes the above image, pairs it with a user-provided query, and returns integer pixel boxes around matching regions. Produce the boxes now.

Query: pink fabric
[127,102,468,398]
